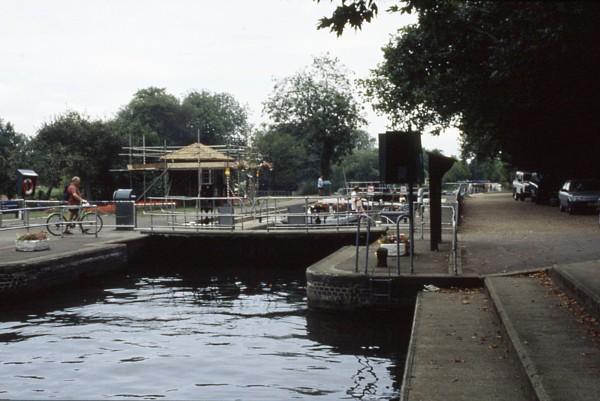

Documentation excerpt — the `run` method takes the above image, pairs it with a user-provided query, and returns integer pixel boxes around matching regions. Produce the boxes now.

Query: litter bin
[113,189,136,230]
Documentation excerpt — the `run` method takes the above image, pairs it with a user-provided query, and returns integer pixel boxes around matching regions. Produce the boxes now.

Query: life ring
[23,178,34,196]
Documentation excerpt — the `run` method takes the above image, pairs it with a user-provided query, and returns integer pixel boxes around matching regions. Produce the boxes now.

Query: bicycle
[46,203,103,236]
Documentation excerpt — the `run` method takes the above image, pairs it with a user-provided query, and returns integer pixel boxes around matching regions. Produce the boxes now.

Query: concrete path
[402,291,528,401]
[460,192,600,275]
[404,193,600,401]
[486,276,600,401]
[549,261,600,321]
[0,215,141,265]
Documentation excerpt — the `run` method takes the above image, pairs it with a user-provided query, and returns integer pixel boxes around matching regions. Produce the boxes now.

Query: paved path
[0,214,142,265]
[403,291,528,401]
[487,276,600,401]
[405,192,600,401]
[460,192,600,275]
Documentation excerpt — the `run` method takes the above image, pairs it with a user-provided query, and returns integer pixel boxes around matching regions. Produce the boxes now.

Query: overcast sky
[0,0,461,156]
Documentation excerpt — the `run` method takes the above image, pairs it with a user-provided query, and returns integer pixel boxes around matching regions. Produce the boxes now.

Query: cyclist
[65,176,87,234]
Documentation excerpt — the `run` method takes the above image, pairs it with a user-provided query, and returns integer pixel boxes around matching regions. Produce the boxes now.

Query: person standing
[317,175,324,196]
[65,176,86,234]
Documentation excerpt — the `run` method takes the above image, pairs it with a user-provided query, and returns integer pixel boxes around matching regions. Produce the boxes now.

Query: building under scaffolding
[120,141,271,202]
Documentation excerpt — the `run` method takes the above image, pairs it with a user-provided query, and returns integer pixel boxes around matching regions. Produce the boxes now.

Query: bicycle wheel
[79,212,103,234]
[46,213,66,236]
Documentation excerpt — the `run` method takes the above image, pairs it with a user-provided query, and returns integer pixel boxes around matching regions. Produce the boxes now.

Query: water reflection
[0,263,410,400]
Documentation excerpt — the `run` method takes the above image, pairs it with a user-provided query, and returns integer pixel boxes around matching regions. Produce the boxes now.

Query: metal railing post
[304,197,309,233]
[354,214,362,273]
[94,208,98,238]
[452,204,458,274]
[25,207,30,232]
[354,213,372,274]
[396,216,403,275]
[364,214,371,275]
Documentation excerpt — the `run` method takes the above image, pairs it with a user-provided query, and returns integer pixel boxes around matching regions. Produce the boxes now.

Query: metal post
[336,197,340,232]
[25,207,30,232]
[396,216,403,275]
[408,183,415,274]
[452,205,458,274]
[364,215,371,275]
[354,215,362,273]
[304,197,309,233]
[94,209,98,238]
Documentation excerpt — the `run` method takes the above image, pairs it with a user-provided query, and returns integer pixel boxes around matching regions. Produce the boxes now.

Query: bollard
[376,247,388,268]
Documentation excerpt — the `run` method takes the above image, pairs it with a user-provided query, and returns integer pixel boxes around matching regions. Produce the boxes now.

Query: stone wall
[0,244,128,300]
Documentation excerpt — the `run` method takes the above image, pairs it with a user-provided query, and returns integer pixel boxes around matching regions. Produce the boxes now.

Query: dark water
[0,264,411,400]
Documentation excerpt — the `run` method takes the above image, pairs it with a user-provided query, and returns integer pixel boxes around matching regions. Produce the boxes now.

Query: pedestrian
[65,176,86,234]
[317,175,324,196]
[351,186,364,213]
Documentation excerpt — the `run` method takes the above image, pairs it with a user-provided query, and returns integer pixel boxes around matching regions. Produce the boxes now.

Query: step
[486,276,600,401]
[548,261,600,321]
[402,291,528,401]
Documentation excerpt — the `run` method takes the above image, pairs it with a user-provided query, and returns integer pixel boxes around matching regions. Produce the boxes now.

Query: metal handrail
[354,213,376,274]
[394,214,411,275]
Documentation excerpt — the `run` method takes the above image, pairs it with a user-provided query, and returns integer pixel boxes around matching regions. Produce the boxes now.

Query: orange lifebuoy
[23,178,34,196]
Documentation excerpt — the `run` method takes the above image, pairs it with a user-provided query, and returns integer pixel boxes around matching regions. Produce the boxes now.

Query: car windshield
[572,180,600,191]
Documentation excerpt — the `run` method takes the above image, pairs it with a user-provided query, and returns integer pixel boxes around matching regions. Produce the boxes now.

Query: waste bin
[113,189,136,230]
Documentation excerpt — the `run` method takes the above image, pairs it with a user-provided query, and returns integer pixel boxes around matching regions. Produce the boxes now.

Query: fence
[0,200,136,234]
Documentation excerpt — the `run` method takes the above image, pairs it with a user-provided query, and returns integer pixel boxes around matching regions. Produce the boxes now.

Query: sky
[0,0,461,157]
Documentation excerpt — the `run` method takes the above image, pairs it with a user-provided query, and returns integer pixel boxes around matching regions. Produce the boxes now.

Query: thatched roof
[160,143,234,162]
[127,161,235,171]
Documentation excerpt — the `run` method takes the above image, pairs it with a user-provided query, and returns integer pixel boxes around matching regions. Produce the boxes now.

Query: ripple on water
[0,268,407,399]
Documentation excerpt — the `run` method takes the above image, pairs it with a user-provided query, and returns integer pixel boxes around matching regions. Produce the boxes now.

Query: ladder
[368,277,394,304]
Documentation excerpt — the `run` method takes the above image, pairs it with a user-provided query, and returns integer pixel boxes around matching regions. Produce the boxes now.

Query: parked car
[558,179,600,214]
[512,171,537,201]
[530,174,560,206]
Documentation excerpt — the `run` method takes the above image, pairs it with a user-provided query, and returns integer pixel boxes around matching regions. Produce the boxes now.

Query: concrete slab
[486,276,600,401]
[549,261,600,321]
[402,291,528,401]
[0,226,141,265]
[460,192,600,275]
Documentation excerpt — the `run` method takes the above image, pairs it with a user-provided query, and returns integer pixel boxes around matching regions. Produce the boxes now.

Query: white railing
[143,195,392,233]
[0,200,137,233]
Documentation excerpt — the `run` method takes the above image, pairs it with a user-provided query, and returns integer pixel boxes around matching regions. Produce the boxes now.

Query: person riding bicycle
[65,176,87,234]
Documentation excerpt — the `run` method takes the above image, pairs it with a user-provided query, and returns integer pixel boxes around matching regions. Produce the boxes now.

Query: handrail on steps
[354,213,375,274]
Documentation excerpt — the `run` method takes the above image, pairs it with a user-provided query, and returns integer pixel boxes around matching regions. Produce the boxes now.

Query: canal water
[0,263,412,400]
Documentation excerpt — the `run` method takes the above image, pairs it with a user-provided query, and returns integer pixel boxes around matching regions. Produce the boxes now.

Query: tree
[0,119,27,196]
[251,129,314,191]
[115,87,187,146]
[443,160,470,183]
[264,55,366,178]
[30,112,124,199]
[320,1,600,178]
[115,87,251,148]
[182,91,251,146]
[330,147,379,190]
[315,0,379,36]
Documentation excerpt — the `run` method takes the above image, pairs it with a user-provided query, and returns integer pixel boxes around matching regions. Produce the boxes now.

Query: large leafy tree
[30,112,124,199]
[251,128,315,191]
[319,1,600,178]
[115,87,251,147]
[264,55,366,178]
[182,91,251,146]
[115,87,188,146]
[0,119,28,196]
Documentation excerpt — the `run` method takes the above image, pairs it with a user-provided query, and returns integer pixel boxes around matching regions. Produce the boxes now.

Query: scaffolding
[112,136,269,204]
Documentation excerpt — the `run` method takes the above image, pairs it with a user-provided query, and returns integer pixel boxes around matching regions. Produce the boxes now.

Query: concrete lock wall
[0,245,129,300]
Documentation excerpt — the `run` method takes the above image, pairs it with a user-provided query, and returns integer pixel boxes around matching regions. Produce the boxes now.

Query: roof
[160,143,234,162]
[17,169,38,177]
[127,162,236,171]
